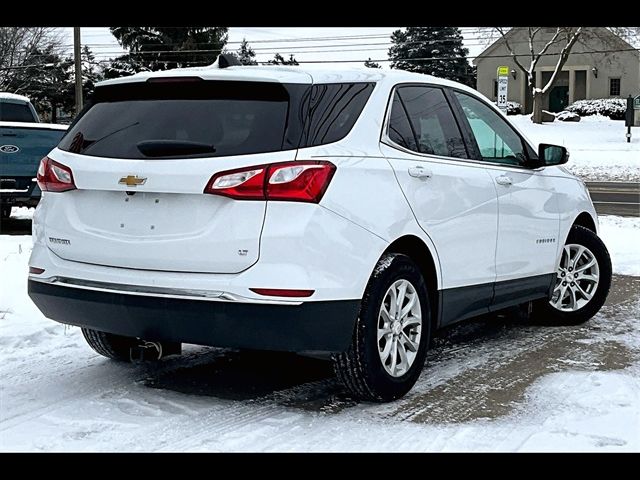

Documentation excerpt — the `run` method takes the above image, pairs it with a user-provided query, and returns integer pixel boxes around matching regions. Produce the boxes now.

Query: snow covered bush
[556,111,580,122]
[495,101,522,115]
[565,99,627,120]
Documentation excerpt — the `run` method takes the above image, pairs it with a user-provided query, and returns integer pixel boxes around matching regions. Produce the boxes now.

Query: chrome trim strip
[28,276,303,305]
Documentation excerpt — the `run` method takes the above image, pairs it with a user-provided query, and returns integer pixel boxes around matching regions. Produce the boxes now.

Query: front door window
[453,91,528,167]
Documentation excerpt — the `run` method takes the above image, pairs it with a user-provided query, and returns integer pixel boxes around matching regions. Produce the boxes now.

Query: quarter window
[301,83,375,147]
[389,86,467,158]
[453,91,527,166]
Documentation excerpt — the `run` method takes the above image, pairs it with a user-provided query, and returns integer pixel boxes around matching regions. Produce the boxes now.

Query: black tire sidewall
[357,254,431,400]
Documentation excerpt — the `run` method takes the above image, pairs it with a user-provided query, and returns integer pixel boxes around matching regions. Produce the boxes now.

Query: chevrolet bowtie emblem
[118,175,147,187]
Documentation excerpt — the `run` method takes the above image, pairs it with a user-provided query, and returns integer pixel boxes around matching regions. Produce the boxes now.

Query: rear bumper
[28,279,360,353]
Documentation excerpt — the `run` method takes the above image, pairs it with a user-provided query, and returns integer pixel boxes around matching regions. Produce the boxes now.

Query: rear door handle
[495,175,513,186]
[408,166,432,179]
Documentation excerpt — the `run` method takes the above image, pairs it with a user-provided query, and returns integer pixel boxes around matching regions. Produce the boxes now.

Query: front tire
[533,225,612,325]
[333,254,431,402]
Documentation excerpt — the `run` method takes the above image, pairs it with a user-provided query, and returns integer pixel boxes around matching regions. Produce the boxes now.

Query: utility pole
[73,26,83,115]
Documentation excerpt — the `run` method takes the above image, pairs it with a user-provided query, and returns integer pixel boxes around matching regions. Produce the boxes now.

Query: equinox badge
[119,175,147,187]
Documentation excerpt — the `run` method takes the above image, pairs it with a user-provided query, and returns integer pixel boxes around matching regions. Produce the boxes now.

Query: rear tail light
[207,166,266,200]
[37,157,76,192]
[204,161,336,203]
[29,266,45,275]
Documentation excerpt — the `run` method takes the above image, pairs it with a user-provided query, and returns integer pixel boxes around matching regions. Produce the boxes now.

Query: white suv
[28,61,612,402]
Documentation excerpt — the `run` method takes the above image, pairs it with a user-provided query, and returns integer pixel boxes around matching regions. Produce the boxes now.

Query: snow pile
[599,216,640,276]
[512,115,640,182]
[555,111,580,122]
[6,206,34,221]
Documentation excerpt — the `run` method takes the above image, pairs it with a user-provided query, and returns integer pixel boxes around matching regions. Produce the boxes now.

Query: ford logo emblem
[0,145,20,154]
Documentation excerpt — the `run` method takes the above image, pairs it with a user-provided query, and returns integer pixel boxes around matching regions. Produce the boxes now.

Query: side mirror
[538,143,569,166]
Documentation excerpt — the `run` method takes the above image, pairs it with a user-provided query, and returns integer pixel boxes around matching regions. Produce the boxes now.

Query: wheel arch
[572,211,597,233]
[382,235,440,331]
[556,210,599,272]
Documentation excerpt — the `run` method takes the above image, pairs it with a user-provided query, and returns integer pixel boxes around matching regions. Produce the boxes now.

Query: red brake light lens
[204,161,336,203]
[266,162,336,203]
[37,157,76,192]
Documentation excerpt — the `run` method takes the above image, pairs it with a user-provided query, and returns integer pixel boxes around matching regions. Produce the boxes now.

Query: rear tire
[332,253,431,402]
[532,225,612,325]
[81,328,182,361]
[81,328,138,361]
[1,206,11,220]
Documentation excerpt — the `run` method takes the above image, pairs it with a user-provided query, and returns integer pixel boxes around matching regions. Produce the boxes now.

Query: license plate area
[114,191,176,236]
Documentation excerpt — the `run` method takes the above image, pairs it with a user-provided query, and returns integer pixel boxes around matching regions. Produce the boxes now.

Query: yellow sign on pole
[497,66,510,77]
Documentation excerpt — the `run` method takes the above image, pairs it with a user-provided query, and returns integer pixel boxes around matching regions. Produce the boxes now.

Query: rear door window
[393,86,468,159]
[387,92,418,151]
[59,80,310,159]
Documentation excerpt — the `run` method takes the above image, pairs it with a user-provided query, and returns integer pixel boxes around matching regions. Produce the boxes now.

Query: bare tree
[495,27,583,123]
[0,27,62,90]
[608,27,640,47]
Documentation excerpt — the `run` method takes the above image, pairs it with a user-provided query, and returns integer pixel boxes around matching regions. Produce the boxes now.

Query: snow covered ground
[1,217,638,452]
[511,115,639,182]
[599,216,640,276]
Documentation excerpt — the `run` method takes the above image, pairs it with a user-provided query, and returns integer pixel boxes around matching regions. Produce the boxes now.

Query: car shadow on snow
[143,348,342,402]
[138,275,638,418]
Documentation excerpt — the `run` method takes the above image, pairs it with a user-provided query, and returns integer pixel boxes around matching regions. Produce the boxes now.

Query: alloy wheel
[377,279,422,377]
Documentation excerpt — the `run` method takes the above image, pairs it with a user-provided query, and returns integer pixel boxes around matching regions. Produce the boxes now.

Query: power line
[48,33,635,56]
[25,35,623,59]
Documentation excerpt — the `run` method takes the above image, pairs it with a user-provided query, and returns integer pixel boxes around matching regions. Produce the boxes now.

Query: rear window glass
[300,83,374,147]
[59,80,310,159]
[0,102,36,122]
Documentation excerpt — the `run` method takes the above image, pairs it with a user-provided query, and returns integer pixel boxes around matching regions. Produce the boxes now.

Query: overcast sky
[58,27,489,67]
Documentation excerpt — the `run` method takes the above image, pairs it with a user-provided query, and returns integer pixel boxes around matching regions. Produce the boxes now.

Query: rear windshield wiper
[136,140,216,157]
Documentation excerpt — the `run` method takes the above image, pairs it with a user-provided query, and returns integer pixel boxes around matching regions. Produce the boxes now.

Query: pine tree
[62,46,101,114]
[102,54,149,80]
[7,45,72,122]
[364,58,381,68]
[236,38,257,65]
[388,27,474,86]
[108,27,228,73]
[267,53,298,66]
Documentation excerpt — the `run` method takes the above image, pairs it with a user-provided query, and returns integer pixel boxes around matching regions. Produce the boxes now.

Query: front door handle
[495,175,513,186]
[408,166,432,179]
